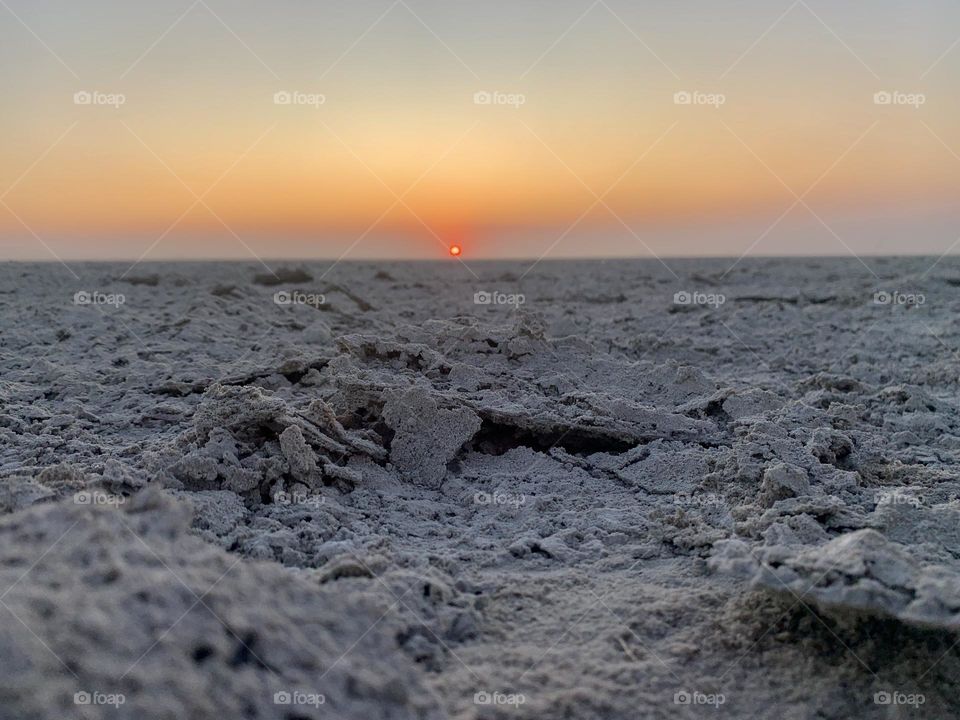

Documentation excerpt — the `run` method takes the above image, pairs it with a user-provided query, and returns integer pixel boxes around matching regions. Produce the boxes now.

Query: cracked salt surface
[1,257,959,718]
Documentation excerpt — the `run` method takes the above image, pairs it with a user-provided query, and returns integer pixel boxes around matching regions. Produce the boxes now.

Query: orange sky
[0,0,958,259]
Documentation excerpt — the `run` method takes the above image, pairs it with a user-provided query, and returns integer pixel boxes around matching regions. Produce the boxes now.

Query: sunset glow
[0,1,957,260]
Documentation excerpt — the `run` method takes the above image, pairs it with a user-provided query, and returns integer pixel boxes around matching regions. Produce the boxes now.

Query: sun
[449,244,462,257]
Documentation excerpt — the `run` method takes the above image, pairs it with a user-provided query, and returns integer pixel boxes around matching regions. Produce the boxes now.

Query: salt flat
[0,257,958,719]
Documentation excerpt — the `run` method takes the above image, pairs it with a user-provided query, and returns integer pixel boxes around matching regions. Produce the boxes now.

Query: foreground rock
[0,490,442,720]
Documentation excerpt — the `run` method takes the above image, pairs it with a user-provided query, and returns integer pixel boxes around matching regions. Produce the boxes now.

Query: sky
[0,0,958,261]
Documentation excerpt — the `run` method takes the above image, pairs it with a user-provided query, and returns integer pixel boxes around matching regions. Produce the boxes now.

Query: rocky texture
[0,490,442,720]
[156,383,383,497]
[2,257,960,718]
[712,528,960,630]
[382,387,482,488]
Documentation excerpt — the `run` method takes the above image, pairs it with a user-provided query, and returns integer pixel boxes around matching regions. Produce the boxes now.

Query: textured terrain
[1,257,958,719]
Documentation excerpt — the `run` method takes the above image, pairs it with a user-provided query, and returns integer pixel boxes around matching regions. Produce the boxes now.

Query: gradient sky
[0,0,958,260]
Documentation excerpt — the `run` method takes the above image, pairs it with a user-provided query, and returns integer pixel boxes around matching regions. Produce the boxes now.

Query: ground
[0,257,958,719]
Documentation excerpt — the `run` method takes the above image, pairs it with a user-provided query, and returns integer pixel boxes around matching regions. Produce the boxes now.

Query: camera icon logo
[673,91,692,105]
[74,91,92,105]
[73,491,92,505]
[674,690,691,704]
[273,91,292,105]
[673,291,691,305]
[73,290,91,305]
[874,691,892,705]
[74,691,92,705]
[473,91,492,105]
[273,291,292,305]
[474,290,492,304]
[473,691,492,705]
[873,91,892,105]
[274,691,292,704]
[873,291,891,305]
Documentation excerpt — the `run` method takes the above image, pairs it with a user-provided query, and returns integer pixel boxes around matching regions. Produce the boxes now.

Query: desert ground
[0,257,958,719]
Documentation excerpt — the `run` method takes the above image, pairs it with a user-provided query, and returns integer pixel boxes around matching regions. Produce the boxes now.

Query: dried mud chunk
[303,399,386,460]
[278,425,317,484]
[35,463,89,493]
[165,384,383,497]
[505,309,549,358]
[758,463,810,507]
[808,429,855,469]
[193,384,286,444]
[382,387,481,487]
[99,458,148,495]
[319,460,362,486]
[711,529,960,629]
[218,464,262,493]
[171,452,220,487]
